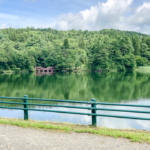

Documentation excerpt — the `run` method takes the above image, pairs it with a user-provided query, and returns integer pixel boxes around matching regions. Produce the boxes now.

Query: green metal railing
[0,95,150,126]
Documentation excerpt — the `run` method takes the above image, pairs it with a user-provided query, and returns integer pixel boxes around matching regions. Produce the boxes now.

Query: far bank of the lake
[1,65,150,74]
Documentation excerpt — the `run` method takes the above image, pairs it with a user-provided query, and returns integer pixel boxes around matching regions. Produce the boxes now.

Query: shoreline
[1,66,150,74]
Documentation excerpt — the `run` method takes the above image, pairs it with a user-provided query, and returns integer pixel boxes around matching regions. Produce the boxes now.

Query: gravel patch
[0,124,150,150]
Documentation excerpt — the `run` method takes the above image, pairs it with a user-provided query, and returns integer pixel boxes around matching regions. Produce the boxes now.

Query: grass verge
[136,66,150,72]
[0,117,150,143]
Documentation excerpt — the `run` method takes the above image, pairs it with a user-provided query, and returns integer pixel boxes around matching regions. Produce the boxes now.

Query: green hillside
[0,28,150,72]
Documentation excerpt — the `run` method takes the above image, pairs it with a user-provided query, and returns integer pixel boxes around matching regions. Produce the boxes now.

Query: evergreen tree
[132,36,140,55]
[63,38,69,49]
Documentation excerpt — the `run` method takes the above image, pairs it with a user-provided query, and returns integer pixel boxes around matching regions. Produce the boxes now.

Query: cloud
[127,2,150,33]
[137,2,150,12]
[0,24,7,29]
[51,0,150,34]
[128,2,150,25]
[53,0,133,31]
[1,0,150,34]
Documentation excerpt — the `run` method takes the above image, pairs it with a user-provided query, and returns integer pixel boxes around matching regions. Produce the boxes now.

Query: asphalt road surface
[0,124,150,150]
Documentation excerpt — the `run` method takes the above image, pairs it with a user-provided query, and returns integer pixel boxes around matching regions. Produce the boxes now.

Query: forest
[0,27,150,72]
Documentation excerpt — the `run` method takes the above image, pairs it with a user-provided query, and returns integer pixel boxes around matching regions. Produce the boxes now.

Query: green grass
[137,66,150,69]
[0,117,150,143]
[136,66,150,70]
[3,70,14,73]
[136,66,150,73]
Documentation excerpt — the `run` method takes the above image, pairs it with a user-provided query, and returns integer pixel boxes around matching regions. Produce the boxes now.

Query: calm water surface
[0,71,150,130]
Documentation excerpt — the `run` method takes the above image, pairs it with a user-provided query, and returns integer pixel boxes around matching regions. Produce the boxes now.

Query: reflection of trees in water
[0,72,150,103]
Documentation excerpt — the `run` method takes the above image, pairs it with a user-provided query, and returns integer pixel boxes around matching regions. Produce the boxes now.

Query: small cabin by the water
[35,66,55,73]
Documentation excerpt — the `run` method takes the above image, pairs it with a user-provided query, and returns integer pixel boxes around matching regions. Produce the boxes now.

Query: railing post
[91,98,97,127]
[23,95,28,120]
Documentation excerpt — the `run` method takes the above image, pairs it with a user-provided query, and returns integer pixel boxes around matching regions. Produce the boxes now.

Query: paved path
[0,124,150,150]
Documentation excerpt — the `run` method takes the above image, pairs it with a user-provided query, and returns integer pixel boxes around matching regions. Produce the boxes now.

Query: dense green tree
[146,37,150,48]
[63,38,69,49]
[0,28,150,72]
[78,39,85,49]
[132,36,140,55]
[140,42,149,56]
[119,37,134,55]
[135,56,148,66]
[89,37,110,70]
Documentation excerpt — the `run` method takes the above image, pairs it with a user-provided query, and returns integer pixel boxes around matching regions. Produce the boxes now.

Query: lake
[0,71,150,130]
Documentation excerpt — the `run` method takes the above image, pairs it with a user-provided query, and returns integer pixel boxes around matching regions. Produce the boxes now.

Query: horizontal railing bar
[0,97,23,100]
[0,101,90,109]
[96,102,150,108]
[96,108,150,114]
[0,97,90,104]
[0,106,150,121]
[96,114,150,120]
[0,106,92,115]
[1,96,150,108]
[1,101,150,114]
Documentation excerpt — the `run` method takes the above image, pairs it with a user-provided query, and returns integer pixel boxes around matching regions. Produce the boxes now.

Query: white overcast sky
[0,0,150,34]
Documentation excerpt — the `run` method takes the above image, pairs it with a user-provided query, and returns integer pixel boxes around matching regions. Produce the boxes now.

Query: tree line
[0,27,150,72]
